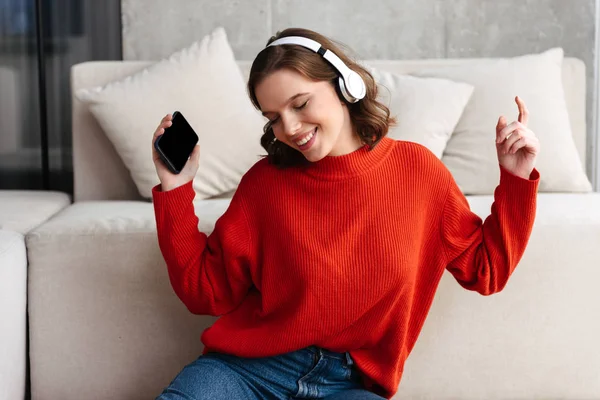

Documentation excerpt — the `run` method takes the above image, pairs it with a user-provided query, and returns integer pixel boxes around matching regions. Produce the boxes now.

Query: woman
[151,28,540,400]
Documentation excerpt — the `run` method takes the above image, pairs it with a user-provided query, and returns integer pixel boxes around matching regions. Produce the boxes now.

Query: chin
[304,154,325,163]
[302,144,330,163]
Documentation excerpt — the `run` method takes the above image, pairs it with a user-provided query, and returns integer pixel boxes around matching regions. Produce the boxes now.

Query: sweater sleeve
[152,181,254,316]
[440,164,540,295]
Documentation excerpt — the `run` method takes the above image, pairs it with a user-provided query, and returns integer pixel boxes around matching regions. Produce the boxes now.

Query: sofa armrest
[25,201,226,400]
[0,230,27,400]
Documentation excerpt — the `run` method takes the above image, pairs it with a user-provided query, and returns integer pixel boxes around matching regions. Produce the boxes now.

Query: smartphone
[154,111,199,174]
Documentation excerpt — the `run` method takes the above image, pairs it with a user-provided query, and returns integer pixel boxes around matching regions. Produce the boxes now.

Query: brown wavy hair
[247,28,396,168]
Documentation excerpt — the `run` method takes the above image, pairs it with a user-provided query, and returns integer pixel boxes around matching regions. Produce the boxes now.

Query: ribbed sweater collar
[300,136,395,180]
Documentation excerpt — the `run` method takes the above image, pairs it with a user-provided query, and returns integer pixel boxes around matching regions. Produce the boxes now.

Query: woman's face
[254,68,362,162]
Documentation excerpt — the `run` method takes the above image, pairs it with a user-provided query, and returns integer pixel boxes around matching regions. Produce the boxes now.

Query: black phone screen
[156,112,199,173]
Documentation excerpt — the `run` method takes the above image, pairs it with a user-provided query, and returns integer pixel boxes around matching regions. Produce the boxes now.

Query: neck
[328,108,363,156]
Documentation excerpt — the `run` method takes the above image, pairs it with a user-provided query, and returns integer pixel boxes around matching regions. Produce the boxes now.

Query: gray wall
[121,0,598,190]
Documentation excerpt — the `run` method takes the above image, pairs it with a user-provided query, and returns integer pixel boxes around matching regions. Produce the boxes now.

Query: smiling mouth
[294,127,317,147]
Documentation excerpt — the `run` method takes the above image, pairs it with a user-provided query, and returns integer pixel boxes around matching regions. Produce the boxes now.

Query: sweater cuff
[498,164,540,192]
[152,181,196,220]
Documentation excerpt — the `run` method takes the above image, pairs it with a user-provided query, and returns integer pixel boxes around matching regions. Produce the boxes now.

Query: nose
[280,113,302,137]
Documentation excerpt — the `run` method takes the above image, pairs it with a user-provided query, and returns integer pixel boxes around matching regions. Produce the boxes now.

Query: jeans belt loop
[345,352,354,367]
[313,348,320,365]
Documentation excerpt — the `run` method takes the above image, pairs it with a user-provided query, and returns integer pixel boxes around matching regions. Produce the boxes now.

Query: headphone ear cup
[337,76,356,103]
[345,71,366,101]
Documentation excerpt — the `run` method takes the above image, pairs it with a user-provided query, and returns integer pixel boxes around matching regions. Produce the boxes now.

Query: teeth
[296,129,315,146]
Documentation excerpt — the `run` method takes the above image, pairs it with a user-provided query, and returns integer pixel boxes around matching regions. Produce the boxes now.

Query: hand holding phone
[152,112,200,192]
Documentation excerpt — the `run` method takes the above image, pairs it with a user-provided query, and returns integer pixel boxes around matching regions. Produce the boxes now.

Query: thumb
[496,116,507,145]
[496,115,507,132]
[190,144,200,165]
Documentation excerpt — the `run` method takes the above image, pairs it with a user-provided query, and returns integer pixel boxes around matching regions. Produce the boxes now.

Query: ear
[332,79,348,105]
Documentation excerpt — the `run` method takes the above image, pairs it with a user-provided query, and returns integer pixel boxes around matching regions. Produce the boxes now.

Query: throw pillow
[413,48,592,194]
[76,27,265,199]
[369,67,474,158]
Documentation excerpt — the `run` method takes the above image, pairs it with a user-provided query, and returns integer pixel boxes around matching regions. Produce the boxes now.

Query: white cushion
[0,190,71,234]
[29,199,230,237]
[413,48,592,194]
[369,68,473,158]
[76,27,265,200]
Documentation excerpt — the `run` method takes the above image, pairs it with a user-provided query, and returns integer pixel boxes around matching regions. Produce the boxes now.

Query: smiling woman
[247,28,396,167]
[151,27,541,400]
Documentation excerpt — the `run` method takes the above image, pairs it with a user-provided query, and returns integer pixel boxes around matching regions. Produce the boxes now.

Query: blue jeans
[155,345,386,399]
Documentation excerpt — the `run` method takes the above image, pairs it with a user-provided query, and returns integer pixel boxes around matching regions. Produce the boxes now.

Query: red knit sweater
[152,137,540,399]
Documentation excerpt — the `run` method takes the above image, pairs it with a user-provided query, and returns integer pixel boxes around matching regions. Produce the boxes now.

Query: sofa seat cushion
[0,230,27,400]
[0,190,71,234]
[467,192,600,225]
[26,198,231,237]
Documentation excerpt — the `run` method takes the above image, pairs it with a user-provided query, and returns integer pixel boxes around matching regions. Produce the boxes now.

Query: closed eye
[265,99,309,123]
[294,100,308,110]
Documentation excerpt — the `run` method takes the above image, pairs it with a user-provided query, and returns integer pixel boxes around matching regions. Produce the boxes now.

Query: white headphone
[267,36,366,103]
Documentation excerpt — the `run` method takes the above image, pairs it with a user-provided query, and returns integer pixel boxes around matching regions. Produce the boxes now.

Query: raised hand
[495,96,540,179]
[152,114,200,192]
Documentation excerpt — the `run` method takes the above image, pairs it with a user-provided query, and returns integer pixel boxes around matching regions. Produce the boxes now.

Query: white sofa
[19,58,600,400]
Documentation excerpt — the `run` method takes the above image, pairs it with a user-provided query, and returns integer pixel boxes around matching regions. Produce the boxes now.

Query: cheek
[312,99,344,128]
[320,104,345,132]
[271,124,285,140]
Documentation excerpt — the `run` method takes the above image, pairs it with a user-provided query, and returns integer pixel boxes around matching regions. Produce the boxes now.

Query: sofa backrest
[71,58,587,201]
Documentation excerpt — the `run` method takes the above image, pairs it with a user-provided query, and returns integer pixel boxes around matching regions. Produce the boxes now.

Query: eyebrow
[261,92,309,116]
